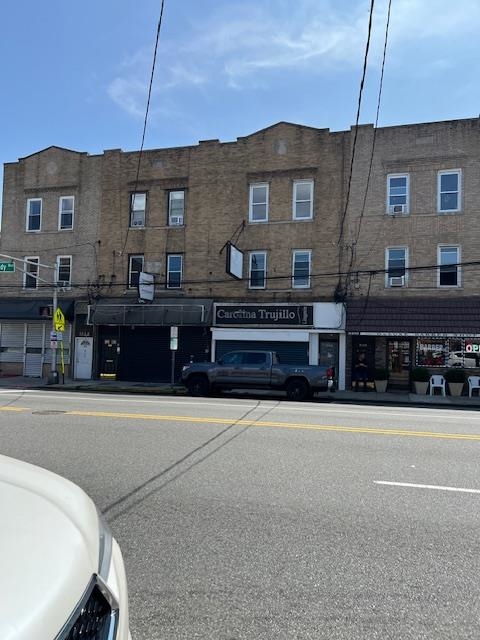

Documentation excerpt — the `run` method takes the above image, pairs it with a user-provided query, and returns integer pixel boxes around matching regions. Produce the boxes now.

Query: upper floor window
[167,254,183,289]
[387,174,409,214]
[249,183,269,222]
[26,199,42,232]
[385,247,407,287]
[249,251,266,289]
[168,191,185,226]
[56,256,72,289]
[293,180,314,220]
[128,254,144,288]
[24,256,39,289]
[130,192,146,227]
[292,250,311,288]
[438,245,460,287]
[59,196,74,230]
[438,170,461,213]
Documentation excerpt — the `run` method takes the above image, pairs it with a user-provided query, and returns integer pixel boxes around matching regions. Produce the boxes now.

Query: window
[24,257,39,289]
[438,245,460,287]
[387,174,409,214]
[292,250,311,288]
[130,193,146,227]
[438,170,461,212]
[385,247,407,287]
[293,180,314,220]
[59,196,74,230]
[249,183,269,222]
[26,199,42,231]
[249,251,266,289]
[168,191,185,226]
[56,256,72,289]
[128,255,144,288]
[167,254,183,289]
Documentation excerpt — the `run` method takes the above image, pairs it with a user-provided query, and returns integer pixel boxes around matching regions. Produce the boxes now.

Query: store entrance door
[387,339,411,390]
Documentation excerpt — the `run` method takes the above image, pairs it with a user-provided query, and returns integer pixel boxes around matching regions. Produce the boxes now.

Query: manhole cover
[32,410,67,415]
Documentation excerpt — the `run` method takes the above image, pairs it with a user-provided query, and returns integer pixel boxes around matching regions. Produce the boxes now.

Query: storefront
[0,298,74,378]
[87,298,213,382]
[346,298,480,391]
[211,302,347,390]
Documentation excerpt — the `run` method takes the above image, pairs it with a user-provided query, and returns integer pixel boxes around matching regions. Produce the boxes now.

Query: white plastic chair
[429,375,446,396]
[467,376,480,397]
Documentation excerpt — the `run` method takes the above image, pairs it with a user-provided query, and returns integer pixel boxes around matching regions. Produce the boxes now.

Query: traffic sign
[0,262,14,272]
[54,307,65,331]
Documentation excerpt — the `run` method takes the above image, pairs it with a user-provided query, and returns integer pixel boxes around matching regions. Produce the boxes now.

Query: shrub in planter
[374,367,388,380]
[411,367,430,382]
[445,368,466,396]
[444,368,466,383]
[411,367,430,394]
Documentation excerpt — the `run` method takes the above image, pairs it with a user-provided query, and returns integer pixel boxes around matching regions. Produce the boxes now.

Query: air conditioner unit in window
[388,204,407,214]
[170,216,184,226]
[389,275,405,287]
[132,219,144,227]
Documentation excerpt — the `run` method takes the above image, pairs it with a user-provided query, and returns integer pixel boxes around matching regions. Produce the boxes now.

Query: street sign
[54,307,65,331]
[0,262,14,272]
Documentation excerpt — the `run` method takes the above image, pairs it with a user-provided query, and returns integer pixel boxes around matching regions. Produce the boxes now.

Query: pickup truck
[181,350,334,401]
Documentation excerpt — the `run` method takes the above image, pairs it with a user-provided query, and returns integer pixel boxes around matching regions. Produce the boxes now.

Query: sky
[1,0,480,186]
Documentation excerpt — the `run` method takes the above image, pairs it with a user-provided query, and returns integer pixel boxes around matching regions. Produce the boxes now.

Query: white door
[75,337,93,379]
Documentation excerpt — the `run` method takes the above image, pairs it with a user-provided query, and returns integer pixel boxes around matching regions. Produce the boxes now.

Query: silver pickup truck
[181,350,334,401]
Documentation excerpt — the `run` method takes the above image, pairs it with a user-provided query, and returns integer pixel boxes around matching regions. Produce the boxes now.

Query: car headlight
[97,510,113,581]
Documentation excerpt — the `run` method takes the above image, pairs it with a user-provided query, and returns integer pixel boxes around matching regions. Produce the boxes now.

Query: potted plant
[444,368,466,396]
[374,367,388,393]
[411,367,430,394]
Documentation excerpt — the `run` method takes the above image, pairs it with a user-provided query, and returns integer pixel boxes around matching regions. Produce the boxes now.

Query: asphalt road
[1,389,480,639]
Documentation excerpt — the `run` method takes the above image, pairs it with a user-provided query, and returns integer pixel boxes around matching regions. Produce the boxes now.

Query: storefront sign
[215,304,313,326]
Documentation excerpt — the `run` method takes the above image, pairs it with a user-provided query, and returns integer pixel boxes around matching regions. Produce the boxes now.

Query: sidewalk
[1,375,480,409]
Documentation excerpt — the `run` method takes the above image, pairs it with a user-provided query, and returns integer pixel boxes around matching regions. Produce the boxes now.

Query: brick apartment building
[2,118,480,389]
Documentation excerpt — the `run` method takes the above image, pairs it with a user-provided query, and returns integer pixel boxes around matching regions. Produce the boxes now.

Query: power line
[120,0,167,257]
[335,0,376,299]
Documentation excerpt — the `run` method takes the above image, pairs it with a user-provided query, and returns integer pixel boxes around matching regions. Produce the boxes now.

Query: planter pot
[414,381,429,394]
[448,382,464,396]
[375,379,388,393]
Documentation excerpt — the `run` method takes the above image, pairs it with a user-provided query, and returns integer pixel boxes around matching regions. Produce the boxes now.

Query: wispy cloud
[107,0,480,115]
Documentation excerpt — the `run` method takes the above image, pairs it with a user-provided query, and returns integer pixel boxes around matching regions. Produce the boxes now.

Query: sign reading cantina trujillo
[215,304,314,326]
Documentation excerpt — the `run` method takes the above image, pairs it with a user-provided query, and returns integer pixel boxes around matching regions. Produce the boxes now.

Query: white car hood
[0,455,100,640]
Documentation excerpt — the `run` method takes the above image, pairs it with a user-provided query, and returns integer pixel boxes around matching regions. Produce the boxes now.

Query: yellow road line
[0,406,28,412]
[62,409,480,441]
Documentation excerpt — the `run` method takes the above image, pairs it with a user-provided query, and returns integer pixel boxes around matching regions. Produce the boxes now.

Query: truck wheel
[187,375,209,397]
[286,378,309,401]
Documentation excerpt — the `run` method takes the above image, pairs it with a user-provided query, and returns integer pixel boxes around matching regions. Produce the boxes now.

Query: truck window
[220,352,242,365]
[243,352,267,365]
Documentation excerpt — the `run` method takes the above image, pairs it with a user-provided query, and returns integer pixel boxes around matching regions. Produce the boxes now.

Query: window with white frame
[249,183,269,222]
[249,251,266,289]
[24,257,39,289]
[167,254,183,289]
[385,247,407,287]
[293,180,314,220]
[168,190,185,226]
[438,246,460,287]
[128,255,144,288]
[130,193,146,227]
[59,196,74,230]
[387,174,409,214]
[26,199,42,231]
[438,170,461,213]
[292,250,311,288]
[56,256,72,289]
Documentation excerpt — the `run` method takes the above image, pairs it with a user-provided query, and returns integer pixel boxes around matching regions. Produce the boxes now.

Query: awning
[0,298,74,320]
[346,298,480,335]
[88,298,213,326]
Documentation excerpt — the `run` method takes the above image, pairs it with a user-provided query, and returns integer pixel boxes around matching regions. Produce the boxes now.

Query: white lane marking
[1,391,480,420]
[375,480,480,494]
